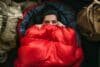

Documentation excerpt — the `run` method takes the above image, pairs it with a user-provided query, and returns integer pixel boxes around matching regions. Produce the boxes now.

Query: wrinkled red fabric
[15,25,83,67]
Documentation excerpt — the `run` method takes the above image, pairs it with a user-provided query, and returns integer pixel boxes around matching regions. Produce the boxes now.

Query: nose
[49,21,53,25]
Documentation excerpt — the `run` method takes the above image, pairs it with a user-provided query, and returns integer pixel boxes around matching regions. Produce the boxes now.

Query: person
[36,11,65,28]
[14,10,83,67]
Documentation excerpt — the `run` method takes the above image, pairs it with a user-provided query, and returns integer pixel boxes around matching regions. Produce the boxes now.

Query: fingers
[35,24,42,28]
[57,21,65,27]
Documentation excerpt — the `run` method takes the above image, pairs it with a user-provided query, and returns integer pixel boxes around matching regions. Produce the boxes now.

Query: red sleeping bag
[14,25,83,67]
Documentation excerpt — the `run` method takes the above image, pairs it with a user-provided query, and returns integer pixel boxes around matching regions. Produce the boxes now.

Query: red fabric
[15,25,83,67]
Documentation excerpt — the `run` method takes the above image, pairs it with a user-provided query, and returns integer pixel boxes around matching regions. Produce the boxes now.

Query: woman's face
[42,14,58,25]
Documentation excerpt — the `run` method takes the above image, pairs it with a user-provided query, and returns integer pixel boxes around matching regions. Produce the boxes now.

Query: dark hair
[41,10,60,22]
[32,9,61,25]
[30,4,64,26]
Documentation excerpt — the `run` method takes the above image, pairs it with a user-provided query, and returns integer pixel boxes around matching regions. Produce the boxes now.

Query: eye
[44,21,50,24]
[52,20,57,24]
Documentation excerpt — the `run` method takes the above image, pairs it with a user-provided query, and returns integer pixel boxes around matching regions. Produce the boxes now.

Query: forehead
[44,14,57,20]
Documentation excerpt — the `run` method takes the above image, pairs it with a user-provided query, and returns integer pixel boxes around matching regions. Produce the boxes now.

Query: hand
[57,21,65,27]
[35,24,42,29]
